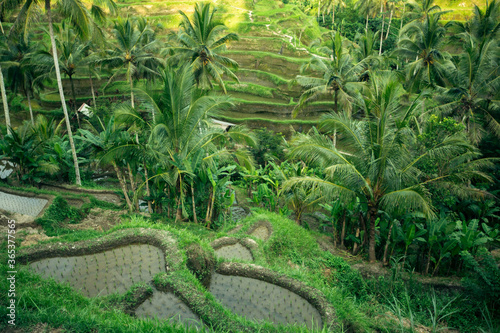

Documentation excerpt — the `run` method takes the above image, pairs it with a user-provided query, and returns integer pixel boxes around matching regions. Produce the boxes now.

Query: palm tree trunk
[27,91,34,125]
[386,9,393,38]
[89,70,96,107]
[366,14,369,31]
[127,163,138,210]
[383,219,394,265]
[129,70,134,108]
[340,212,346,248]
[332,7,335,29]
[0,65,11,135]
[379,14,385,55]
[112,161,133,211]
[69,75,81,128]
[205,192,212,225]
[175,197,183,222]
[334,89,338,113]
[191,183,198,223]
[400,5,405,37]
[144,163,152,213]
[46,0,81,185]
[368,203,377,262]
[352,226,360,254]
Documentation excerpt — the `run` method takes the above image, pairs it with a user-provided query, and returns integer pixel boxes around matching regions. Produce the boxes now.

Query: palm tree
[8,0,117,185]
[395,13,454,92]
[294,32,363,117]
[434,12,500,143]
[173,2,239,93]
[319,0,346,29]
[110,66,255,222]
[355,0,379,31]
[286,73,493,262]
[100,17,164,109]
[78,115,135,211]
[51,23,90,127]
[407,0,443,21]
[2,34,47,125]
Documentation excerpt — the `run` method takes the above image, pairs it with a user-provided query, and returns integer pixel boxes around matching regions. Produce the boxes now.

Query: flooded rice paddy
[209,273,322,329]
[136,290,203,330]
[29,244,165,297]
[0,191,48,216]
[214,242,253,261]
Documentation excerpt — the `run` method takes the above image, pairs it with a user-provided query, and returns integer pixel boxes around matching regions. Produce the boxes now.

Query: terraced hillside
[2,0,335,132]
[1,0,484,131]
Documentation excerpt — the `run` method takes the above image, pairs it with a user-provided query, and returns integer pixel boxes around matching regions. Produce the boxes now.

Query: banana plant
[452,219,490,254]
[424,214,456,275]
[394,219,427,269]
[432,239,459,276]
[205,165,236,228]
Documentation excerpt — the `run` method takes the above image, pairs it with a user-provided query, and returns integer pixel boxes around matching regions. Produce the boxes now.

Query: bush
[36,196,84,236]
[461,247,500,313]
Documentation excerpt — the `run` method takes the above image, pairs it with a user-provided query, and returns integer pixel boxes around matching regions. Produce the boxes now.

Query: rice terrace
[0,0,499,332]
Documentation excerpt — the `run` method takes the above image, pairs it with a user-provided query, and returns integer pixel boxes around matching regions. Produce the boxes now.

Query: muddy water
[0,191,48,216]
[136,290,203,330]
[29,244,165,297]
[210,273,322,329]
[215,243,253,261]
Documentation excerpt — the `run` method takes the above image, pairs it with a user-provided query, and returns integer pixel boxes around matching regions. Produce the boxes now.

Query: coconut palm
[108,66,255,221]
[286,73,493,262]
[355,0,379,31]
[100,16,164,109]
[7,0,117,185]
[173,2,239,93]
[2,34,46,125]
[294,32,363,117]
[434,25,500,143]
[319,0,346,28]
[395,13,454,92]
[406,0,443,21]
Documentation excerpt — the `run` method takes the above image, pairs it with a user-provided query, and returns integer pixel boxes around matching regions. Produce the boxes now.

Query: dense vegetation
[0,0,499,331]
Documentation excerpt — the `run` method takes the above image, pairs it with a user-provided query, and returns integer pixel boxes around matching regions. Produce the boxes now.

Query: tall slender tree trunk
[383,219,395,265]
[69,75,81,128]
[144,163,152,213]
[340,212,346,248]
[191,183,198,223]
[379,0,385,56]
[366,14,369,30]
[27,91,34,125]
[89,70,96,107]
[113,161,133,211]
[386,9,393,38]
[175,197,183,222]
[0,65,11,135]
[400,5,405,33]
[46,0,81,185]
[129,70,134,108]
[127,162,138,210]
[332,7,335,30]
[368,203,377,262]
